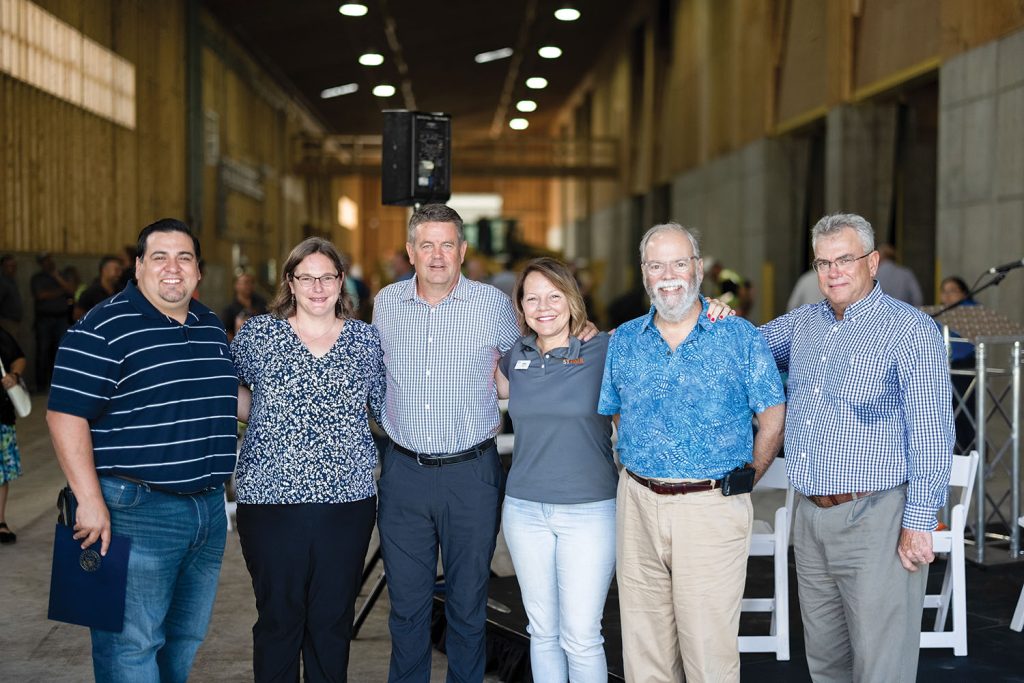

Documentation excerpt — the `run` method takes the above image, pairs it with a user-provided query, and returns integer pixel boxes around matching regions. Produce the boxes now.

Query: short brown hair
[269,237,353,319]
[512,257,588,337]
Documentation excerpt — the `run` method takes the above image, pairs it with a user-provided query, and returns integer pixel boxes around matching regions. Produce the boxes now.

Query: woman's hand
[1,372,19,390]
[705,298,736,322]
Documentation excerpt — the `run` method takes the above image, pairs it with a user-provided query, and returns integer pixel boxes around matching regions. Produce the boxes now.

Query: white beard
[648,277,699,322]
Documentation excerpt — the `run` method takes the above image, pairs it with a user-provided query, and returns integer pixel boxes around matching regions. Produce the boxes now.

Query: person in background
[938,275,978,453]
[0,326,26,544]
[30,252,74,390]
[494,257,616,682]
[233,237,384,682]
[389,248,415,283]
[116,245,137,290]
[786,269,821,311]
[0,255,24,337]
[875,243,923,306]
[74,255,124,320]
[221,272,267,342]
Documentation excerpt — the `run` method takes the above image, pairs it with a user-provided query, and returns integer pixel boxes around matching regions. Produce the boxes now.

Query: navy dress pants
[378,442,504,683]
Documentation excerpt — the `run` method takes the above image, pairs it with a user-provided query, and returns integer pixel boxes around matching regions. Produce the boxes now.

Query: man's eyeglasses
[811,252,872,274]
[291,273,340,288]
[642,257,699,276]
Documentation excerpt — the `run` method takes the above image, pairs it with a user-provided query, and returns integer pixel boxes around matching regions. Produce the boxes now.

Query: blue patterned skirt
[0,424,22,484]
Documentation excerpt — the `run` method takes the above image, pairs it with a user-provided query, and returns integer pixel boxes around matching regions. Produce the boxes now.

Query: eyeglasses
[291,273,340,288]
[641,257,699,276]
[811,252,872,274]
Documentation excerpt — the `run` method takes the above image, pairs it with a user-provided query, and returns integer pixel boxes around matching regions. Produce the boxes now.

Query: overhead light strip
[474,48,513,64]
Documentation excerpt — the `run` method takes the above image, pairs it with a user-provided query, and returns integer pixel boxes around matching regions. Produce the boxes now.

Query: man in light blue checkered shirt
[760,213,954,682]
[372,204,524,683]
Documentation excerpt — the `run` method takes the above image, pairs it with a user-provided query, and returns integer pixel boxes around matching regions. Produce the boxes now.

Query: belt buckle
[415,452,437,467]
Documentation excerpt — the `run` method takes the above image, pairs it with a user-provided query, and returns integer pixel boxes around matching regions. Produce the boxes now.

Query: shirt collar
[821,281,883,322]
[403,274,473,304]
[639,295,711,333]
[124,280,200,324]
[520,334,583,359]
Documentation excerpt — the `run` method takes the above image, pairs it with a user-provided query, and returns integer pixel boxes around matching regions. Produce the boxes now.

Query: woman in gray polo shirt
[496,257,617,683]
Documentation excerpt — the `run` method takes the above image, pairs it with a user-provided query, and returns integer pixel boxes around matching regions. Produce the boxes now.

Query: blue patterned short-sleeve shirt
[231,315,386,504]
[598,298,785,479]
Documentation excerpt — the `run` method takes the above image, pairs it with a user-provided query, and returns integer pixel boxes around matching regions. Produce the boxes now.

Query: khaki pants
[616,469,752,683]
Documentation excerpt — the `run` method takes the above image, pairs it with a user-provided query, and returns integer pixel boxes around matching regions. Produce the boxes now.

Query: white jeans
[502,495,617,683]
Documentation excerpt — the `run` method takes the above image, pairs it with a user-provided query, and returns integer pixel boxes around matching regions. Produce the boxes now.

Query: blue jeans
[91,477,227,683]
[502,496,616,683]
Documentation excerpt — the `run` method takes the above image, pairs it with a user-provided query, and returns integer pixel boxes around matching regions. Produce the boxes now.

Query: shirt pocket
[840,352,893,411]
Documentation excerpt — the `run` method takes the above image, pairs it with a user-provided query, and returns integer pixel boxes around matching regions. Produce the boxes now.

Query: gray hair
[639,222,701,261]
[811,213,875,254]
[407,204,466,244]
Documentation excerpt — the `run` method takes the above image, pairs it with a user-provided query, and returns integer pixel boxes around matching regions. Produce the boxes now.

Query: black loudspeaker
[381,110,452,206]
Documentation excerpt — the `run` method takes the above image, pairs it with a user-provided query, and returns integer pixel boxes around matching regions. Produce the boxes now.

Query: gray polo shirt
[499,332,617,504]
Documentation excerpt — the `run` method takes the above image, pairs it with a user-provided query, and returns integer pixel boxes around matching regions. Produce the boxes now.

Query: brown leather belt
[805,491,874,508]
[627,469,720,495]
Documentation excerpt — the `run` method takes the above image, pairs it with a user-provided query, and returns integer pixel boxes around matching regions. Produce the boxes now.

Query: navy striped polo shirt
[48,282,239,493]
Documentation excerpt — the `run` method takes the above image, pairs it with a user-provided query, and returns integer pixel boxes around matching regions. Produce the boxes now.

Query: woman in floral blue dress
[232,237,385,683]
[0,327,26,544]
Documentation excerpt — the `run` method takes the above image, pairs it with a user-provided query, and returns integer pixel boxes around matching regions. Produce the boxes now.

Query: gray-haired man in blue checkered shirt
[759,213,954,682]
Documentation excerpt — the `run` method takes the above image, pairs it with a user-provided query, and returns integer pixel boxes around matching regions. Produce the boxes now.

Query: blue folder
[47,524,131,632]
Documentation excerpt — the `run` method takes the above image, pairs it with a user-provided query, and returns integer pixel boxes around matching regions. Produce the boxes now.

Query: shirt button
[821,356,826,362]
[545,354,550,358]
[428,337,433,343]
[831,326,838,332]
[426,370,431,376]
[805,419,811,425]
[813,387,820,394]
[801,452,807,458]
[425,404,430,410]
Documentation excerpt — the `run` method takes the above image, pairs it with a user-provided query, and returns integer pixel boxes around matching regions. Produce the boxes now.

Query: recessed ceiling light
[515,100,537,113]
[525,77,548,89]
[474,47,513,64]
[338,3,368,17]
[358,52,384,66]
[509,118,529,130]
[555,7,581,21]
[372,84,396,97]
[321,83,359,99]
[538,46,562,59]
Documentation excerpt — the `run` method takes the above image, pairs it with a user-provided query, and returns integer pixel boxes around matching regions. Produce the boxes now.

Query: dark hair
[136,218,201,262]
[941,276,969,297]
[512,257,589,338]
[269,237,353,319]
[407,204,465,243]
[98,255,120,275]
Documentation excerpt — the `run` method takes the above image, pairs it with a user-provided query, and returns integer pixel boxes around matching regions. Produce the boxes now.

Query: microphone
[988,258,1024,274]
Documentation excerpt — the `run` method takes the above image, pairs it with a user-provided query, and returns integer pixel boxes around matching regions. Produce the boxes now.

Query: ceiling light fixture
[554,7,581,21]
[509,118,529,130]
[538,46,562,59]
[358,52,384,66]
[372,84,396,97]
[338,3,368,16]
[474,47,514,64]
[515,100,537,112]
[321,83,359,99]
[525,77,548,89]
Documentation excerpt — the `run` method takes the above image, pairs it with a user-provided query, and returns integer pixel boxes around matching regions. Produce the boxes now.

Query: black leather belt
[391,438,495,467]
[106,473,220,497]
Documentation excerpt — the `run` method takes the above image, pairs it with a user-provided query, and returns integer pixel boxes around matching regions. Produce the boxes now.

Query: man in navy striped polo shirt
[47,219,238,683]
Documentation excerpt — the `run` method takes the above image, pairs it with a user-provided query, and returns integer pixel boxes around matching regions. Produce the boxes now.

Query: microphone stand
[930,271,1007,319]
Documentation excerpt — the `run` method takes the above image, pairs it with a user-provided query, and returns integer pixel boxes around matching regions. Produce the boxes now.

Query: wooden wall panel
[940,0,1024,53]
[854,0,941,93]
[775,0,828,125]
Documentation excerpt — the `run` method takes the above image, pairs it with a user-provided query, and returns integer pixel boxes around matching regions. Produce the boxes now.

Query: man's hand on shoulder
[897,527,935,572]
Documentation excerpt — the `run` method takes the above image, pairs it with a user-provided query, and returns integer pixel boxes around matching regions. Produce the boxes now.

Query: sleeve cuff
[902,503,938,532]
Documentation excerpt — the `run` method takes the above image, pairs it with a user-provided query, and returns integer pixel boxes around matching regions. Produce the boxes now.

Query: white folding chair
[739,457,794,660]
[1011,516,1024,632]
[920,450,979,655]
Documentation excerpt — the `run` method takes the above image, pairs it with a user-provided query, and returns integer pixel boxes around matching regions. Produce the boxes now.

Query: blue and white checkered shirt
[373,275,520,454]
[760,283,954,531]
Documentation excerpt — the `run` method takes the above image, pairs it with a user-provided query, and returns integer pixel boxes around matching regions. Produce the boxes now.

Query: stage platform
[432,555,1024,682]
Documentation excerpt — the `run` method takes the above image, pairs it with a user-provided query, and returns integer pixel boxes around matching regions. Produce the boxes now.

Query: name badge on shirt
[514,360,531,370]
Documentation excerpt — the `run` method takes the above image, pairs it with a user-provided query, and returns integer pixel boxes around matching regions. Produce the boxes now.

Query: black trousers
[237,497,377,683]
[34,314,67,390]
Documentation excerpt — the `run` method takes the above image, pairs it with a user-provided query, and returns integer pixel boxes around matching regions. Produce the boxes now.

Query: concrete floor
[0,395,494,682]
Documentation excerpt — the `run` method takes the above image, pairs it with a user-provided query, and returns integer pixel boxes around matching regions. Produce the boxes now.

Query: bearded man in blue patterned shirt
[760,213,954,682]
[598,222,786,683]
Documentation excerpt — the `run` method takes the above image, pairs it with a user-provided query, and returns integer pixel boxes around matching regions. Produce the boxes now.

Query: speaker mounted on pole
[381,110,452,206]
